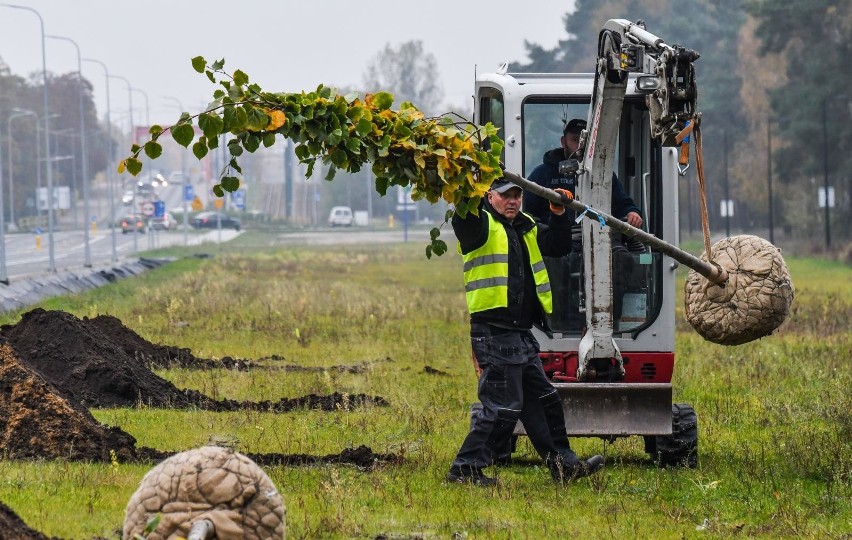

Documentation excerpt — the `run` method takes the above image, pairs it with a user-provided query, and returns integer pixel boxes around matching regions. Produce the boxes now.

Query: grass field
[0,232,849,539]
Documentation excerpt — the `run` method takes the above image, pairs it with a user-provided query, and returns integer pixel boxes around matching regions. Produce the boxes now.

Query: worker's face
[488,188,523,220]
[561,131,581,155]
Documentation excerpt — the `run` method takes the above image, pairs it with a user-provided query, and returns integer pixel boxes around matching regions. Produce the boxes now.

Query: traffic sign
[141,201,156,217]
[153,200,166,218]
[214,198,224,209]
[231,189,246,210]
[183,183,194,202]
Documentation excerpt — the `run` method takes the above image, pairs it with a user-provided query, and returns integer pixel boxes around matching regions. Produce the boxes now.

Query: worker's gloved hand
[549,188,574,216]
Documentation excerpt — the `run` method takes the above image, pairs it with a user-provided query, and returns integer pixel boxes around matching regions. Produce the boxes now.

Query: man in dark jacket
[525,118,643,229]
[446,178,605,487]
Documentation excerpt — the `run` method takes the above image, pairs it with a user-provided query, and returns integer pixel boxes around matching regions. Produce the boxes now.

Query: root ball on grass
[123,445,285,539]
[685,235,794,346]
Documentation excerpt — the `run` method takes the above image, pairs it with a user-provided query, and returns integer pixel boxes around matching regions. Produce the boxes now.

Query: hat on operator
[563,118,587,135]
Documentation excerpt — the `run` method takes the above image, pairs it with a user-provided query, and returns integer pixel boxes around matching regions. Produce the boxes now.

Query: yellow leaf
[117,160,126,174]
[265,110,286,131]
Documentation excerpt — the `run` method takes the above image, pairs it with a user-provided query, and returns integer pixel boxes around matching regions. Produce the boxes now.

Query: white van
[328,206,353,227]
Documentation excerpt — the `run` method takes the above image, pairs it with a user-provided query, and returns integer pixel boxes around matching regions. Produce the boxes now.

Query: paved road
[1,225,432,282]
[1,226,241,281]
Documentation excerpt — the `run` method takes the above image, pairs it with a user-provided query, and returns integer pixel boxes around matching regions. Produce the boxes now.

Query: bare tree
[362,40,444,115]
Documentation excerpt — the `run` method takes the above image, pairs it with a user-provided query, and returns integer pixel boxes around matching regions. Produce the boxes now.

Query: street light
[163,95,189,247]
[7,109,36,228]
[109,74,138,254]
[47,34,92,267]
[766,119,776,245]
[82,57,118,264]
[818,94,851,250]
[1,3,56,271]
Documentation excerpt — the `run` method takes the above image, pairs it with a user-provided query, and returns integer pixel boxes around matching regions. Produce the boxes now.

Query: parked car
[120,214,147,234]
[150,212,175,231]
[328,206,353,227]
[192,211,241,231]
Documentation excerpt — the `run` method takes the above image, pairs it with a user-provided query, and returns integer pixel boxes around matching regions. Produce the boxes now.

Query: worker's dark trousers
[450,327,580,474]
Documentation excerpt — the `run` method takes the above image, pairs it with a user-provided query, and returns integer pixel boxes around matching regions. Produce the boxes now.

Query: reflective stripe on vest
[460,210,553,314]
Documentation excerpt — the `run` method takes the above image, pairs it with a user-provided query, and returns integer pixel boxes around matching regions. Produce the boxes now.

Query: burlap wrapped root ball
[685,235,794,346]
[123,446,285,539]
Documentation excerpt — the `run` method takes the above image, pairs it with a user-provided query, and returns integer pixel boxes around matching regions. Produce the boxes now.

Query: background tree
[362,40,444,116]
[748,0,852,244]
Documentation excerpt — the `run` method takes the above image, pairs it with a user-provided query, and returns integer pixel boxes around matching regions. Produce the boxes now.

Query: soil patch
[1,308,388,411]
[0,340,399,467]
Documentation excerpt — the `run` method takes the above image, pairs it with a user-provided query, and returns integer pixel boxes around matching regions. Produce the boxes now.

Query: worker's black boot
[446,467,498,487]
[549,454,605,484]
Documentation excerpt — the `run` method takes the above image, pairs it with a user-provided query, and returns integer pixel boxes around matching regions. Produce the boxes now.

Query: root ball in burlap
[685,235,794,346]
[123,446,285,539]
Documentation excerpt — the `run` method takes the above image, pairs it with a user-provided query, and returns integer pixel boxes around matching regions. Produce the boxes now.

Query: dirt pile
[89,313,254,370]
[0,343,139,462]
[1,308,388,412]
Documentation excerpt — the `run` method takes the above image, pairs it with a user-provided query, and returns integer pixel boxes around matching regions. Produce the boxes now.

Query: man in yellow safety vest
[447,178,605,486]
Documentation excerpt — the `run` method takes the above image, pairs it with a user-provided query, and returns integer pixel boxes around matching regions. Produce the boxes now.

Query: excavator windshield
[520,97,665,337]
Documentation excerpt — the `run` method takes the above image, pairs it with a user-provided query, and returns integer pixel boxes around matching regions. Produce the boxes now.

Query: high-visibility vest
[460,210,552,314]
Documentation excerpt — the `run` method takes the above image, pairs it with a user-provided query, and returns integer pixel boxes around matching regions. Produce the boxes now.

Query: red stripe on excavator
[540,352,675,383]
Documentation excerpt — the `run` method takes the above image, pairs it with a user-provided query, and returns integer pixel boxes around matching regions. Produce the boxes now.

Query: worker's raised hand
[625,211,643,228]
[549,188,574,216]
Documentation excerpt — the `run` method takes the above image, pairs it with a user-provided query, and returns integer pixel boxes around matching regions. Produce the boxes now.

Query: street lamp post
[7,110,36,229]
[821,99,831,250]
[163,96,189,247]
[766,120,775,244]
[82,57,118,264]
[1,3,56,271]
[132,88,153,249]
[110,74,138,254]
[722,128,731,238]
[47,34,92,267]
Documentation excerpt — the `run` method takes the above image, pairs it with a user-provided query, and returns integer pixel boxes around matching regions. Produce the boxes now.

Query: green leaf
[149,125,163,136]
[206,135,220,149]
[325,165,337,181]
[172,123,195,148]
[245,106,268,131]
[206,70,216,84]
[372,92,394,110]
[228,84,244,101]
[262,132,276,147]
[233,69,249,86]
[213,184,224,197]
[125,158,142,176]
[229,157,242,174]
[191,56,206,73]
[356,118,373,136]
[243,133,260,153]
[221,176,240,191]
[143,141,162,159]
[198,113,225,138]
[211,58,225,70]
[192,140,208,160]
[227,140,243,157]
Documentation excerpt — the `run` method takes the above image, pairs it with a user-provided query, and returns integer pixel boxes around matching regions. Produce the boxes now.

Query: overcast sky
[0,0,576,128]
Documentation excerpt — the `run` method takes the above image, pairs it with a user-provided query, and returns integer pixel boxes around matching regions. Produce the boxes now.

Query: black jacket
[452,199,573,330]
[525,147,641,223]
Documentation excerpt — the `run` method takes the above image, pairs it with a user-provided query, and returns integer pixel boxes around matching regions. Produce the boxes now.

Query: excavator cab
[475,65,696,463]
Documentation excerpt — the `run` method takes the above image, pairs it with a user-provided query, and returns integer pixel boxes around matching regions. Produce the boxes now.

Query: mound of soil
[0,343,139,462]
[89,314,254,370]
[1,309,388,412]
[0,341,399,469]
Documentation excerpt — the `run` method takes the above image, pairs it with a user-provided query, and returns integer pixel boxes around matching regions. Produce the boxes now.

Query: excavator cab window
[521,97,664,337]
[477,87,505,162]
